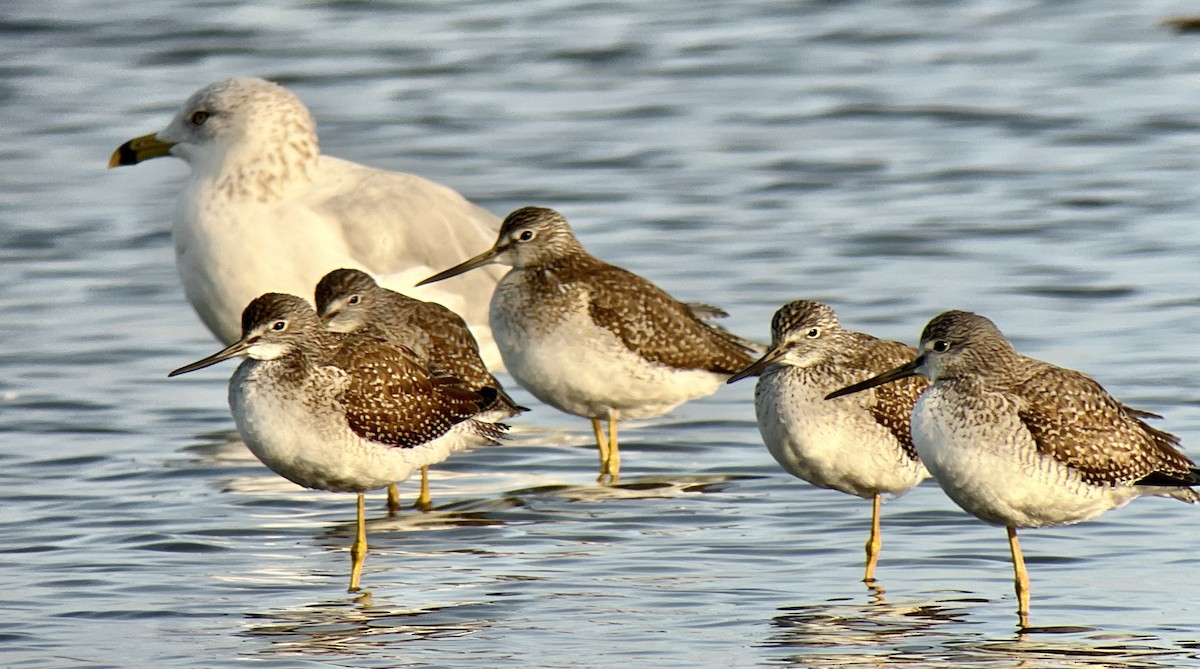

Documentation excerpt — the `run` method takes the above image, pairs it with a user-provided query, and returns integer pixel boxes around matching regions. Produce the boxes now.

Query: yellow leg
[864,493,882,583]
[414,466,432,511]
[386,483,401,516]
[607,413,620,485]
[1007,526,1031,629]
[349,493,367,592]
[591,418,610,483]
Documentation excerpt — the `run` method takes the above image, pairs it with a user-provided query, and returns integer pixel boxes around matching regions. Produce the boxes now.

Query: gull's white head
[111,77,320,199]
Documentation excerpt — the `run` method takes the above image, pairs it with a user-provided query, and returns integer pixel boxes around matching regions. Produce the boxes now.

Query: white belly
[912,387,1148,528]
[489,281,725,419]
[228,360,479,492]
[755,369,928,498]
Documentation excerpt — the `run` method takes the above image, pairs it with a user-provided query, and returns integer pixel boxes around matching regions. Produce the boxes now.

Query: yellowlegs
[109,77,504,365]
[315,268,526,512]
[727,301,929,583]
[418,206,757,483]
[169,293,506,591]
[827,310,1200,628]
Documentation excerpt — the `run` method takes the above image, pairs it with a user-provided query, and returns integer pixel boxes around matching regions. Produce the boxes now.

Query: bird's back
[563,258,757,374]
[366,291,508,397]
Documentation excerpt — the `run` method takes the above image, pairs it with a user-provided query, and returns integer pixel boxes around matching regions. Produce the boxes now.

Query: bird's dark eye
[348,295,360,305]
[272,320,287,331]
[806,327,821,339]
[190,110,210,126]
[518,230,534,242]
[931,340,950,352]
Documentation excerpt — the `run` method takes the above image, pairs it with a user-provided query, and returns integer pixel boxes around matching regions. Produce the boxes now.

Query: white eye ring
[518,230,535,242]
[272,320,287,331]
[806,327,821,339]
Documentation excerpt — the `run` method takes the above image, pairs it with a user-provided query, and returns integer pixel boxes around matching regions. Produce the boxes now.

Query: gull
[110,77,504,365]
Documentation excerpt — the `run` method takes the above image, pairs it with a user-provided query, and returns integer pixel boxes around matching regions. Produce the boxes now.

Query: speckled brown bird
[727,300,929,583]
[315,268,526,512]
[169,292,506,592]
[418,206,757,483]
[827,310,1200,629]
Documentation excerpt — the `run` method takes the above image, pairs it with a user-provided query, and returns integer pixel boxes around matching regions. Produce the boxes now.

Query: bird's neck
[204,137,319,203]
[261,333,341,378]
[523,248,604,279]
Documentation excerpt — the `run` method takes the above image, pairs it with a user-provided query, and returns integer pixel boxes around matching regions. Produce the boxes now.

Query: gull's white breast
[173,155,504,365]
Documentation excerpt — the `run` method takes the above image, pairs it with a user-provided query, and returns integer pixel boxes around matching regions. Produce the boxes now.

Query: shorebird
[826,310,1200,628]
[727,301,929,583]
[418,206,757,483]
[110,77,504,365]
[315,268,526,512]
[169,293,506,591]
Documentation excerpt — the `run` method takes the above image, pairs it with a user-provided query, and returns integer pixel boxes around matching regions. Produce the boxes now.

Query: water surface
[4,0,1200,666]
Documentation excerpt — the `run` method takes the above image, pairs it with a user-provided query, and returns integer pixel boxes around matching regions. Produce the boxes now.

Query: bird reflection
[865,580,886,606]
[243,594,498,657]
[763,599,1189,668]
[766,599,964,654]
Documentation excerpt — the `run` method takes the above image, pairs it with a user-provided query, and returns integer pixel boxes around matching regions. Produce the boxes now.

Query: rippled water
[5,0,1200,666]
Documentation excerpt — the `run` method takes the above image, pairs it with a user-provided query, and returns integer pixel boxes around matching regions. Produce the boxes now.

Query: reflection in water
[504,474,765,503]
[243,594,496,658]
[12,0,1200,663]
[762,598,1197,668]
[178,429,258,464]
[865,580,886,606]
[764,597,968,656]
[314,507,510,550]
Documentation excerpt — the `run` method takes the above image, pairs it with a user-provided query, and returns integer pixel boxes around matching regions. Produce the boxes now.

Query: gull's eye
[348,295,360,305]
[518,230,535,242]
[806,327,821,339]
[272,320,287,331]
[931,339,950,352]
[190,110,211,126]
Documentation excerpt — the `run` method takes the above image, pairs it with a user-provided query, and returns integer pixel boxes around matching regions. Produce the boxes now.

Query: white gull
[110,77,504,366]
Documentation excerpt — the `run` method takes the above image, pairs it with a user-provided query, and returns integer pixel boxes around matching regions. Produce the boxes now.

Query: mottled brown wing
[332,337,485,448]
[858,338,928,462]
[581,263,756,374]
[1014,365,1196,485]
[407,300,498,391]
[370,292,498,392]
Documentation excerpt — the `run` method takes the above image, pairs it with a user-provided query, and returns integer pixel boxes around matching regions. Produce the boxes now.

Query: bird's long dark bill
[109,133,175,168]
[416,245,504,286]
[727,346,787,384]
[824,356,923,400]
[168,339,253,377]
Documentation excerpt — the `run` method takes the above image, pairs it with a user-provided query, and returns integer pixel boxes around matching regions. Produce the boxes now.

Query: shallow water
[5,0,1200,666]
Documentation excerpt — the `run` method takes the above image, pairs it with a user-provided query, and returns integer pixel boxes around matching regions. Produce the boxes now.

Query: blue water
[4,0,1200,666]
